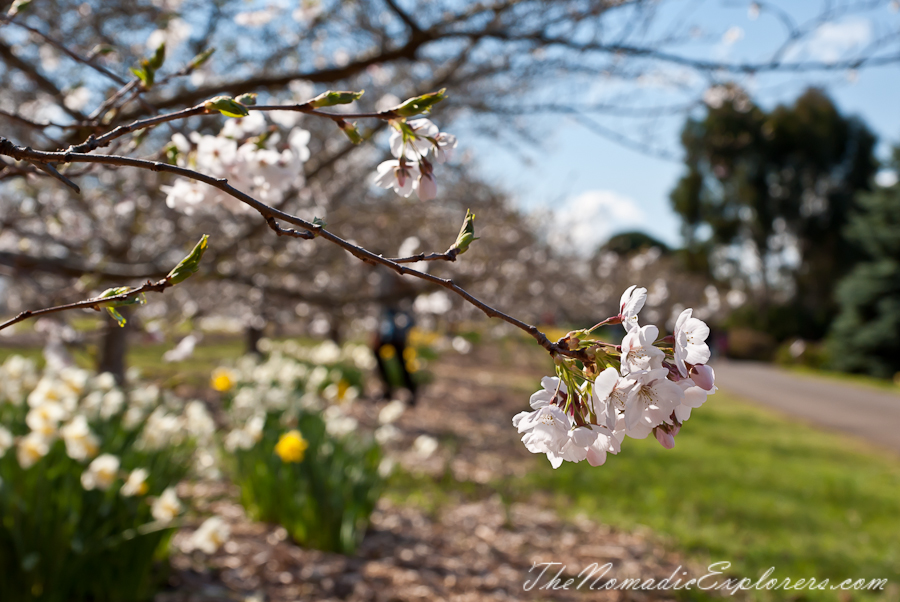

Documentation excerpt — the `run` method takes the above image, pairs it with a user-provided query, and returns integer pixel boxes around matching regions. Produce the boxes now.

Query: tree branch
[0,137,585,361]
[0,277,170,332]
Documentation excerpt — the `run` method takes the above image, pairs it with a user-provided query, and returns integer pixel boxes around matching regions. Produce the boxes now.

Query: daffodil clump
[0,356,214,602]
[215,339,385,554]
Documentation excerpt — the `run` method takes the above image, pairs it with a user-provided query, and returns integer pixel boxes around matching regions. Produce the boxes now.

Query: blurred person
[370,265,419,405]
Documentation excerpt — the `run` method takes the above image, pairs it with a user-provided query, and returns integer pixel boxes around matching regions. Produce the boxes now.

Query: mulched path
[158,344,707,601]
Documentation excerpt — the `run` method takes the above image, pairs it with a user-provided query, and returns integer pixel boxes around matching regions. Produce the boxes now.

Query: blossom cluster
[163,112,311,214]
[374,118,457,200]
[515,285,717,468]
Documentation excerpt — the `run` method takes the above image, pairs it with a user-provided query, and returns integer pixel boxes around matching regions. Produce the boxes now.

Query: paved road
[712,360,900,454]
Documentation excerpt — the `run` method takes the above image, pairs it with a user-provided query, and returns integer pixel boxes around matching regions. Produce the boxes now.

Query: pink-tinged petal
[655,428,675,449]
[675,308,692,332]
[691,364,716,391]
[586,446,607,466]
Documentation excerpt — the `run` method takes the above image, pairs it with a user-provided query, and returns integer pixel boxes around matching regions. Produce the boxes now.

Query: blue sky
[472,2,900,251]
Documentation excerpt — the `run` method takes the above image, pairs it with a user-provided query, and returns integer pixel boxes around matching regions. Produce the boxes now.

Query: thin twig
[0,137,586,361]
[1,15,126,85]
[0,278,170,332]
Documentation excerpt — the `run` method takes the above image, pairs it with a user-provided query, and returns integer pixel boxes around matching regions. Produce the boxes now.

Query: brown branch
[1,15,127,85]
[0,278,170,332]
[69,105,207,153]
[0,137,585,361]
[390,249,460,263]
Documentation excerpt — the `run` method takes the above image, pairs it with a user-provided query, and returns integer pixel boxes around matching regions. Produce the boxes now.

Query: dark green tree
[671,86,878,339]
[829,149,900,378]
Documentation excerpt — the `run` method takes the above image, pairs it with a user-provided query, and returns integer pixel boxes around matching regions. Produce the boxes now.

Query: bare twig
[1,15,127,85]
[0,137,586,361]
[390,249,460,263]
[0,278,170,332]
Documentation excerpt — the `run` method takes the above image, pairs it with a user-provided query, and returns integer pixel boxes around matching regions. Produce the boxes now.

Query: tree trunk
[245,322,265,356]
[97,309,130,384]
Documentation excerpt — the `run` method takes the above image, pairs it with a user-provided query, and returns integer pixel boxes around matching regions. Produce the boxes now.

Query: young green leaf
[393,89,447,117]
[204,96,250,118]
[189,48,216,70]
[337,120,363,144]
[148,42,166,70]
[308,90,364,108]
[448,209,478,256]
[98,286,146,327]
[235,93,257,106]
[167,234,210,284]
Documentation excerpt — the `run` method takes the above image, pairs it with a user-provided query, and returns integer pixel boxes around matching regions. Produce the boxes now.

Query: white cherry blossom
[590,367,633,430]
[674,308,711,376]
[433,132,458,164]
[621,324,665,374]
[623,368,684,435]
[619,285,647,333]
[373,159,420,197]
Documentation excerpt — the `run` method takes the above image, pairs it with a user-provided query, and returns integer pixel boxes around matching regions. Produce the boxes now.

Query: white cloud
[787,17,872,64]
[549,190,646,254]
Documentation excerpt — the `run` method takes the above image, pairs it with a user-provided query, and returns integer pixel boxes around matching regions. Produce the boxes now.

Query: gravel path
[712,360,900,454]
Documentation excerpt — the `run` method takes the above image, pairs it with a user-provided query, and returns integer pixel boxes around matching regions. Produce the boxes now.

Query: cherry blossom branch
[0,137,586,361]
[69,101,396,154]
[0,277,170,332]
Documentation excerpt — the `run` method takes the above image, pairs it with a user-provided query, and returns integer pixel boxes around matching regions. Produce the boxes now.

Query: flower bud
[204,96,250,118]
[308,90,364,108]
[690,364,716,391]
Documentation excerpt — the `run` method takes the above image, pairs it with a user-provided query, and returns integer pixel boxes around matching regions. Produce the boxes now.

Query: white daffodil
[674,308,711,377]
[17,431,52,469]
[81,454,120,491]
[378,399,406,424]
[100,389,125,419]
[590,367,633,430]
[60,415,100,461]
[189,516,231,554]
[619,285,648,333]
[120,468,149,497]
[620,324,665,375]
[152,487,182,523]
[26,400,67,435]
[373,159,420,197]
[623,368,684,436]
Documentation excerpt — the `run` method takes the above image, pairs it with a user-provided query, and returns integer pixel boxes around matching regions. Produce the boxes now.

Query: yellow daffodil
[275,430,308,463]
[210,367,236,392]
